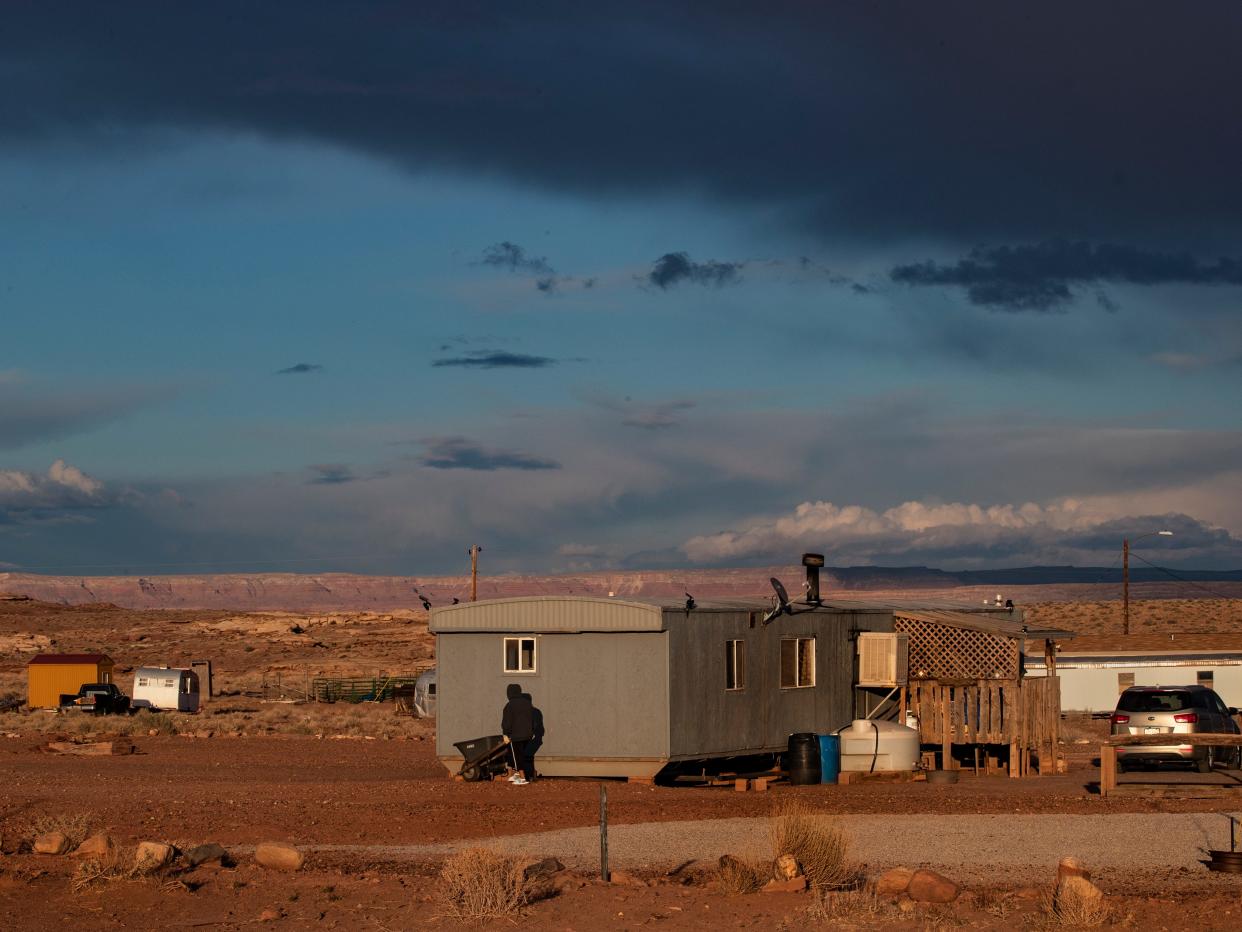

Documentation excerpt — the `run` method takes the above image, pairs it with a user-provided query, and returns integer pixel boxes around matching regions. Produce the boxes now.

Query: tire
[1115,759,1127,774]
[461,764,482,783]
[1196,748,1214,773]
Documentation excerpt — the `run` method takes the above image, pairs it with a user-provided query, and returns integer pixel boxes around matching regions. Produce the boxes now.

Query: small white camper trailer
[132,667,200,713]
[414,669,437,718]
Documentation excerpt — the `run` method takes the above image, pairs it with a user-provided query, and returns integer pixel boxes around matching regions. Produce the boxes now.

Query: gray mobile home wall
[436,630,670,777]
[666,609,893,759]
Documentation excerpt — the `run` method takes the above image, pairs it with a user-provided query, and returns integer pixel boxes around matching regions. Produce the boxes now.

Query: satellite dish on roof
[770,577,791,611]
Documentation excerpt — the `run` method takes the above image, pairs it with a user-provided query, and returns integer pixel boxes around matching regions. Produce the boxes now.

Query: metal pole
[599,784,610,882]
[1122,538,1130,636]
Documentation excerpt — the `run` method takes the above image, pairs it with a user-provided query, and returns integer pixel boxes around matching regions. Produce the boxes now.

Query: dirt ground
[5,596,1242,928]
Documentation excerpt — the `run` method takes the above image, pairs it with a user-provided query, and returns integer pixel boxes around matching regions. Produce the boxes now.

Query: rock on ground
[185,843,229,868]
[134,842,175,873]
[875,866,915,896]
[73,834,116,858]
[907,868,959,903]
[255,842,305,871]
[33,832,69,855]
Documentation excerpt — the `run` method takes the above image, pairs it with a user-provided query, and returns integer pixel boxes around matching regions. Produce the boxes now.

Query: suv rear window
[1117,690,1196,712]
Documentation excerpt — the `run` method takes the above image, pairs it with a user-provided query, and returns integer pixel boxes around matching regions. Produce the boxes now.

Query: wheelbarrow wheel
[461,764,483,782]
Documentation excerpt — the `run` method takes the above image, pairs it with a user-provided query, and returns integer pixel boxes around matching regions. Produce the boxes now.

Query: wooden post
[1099,742,1116,797]
[599,784,610,881]
[468,544,483,602]
[941,685,953,770]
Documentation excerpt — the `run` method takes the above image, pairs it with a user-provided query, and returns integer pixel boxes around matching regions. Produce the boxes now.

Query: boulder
[608,869,645,887]
[185,843,230,868]
[1056,856,1091,885]
[254,842,305,871]
[520,856,565,881]
[907,868,959,904]
[761,876,808,894]
[134,841,175,873]
[33,832,70,855]
[259,907,283,922]
[73,834,116,858]
[773,853,801,881]
[875,866,915,896]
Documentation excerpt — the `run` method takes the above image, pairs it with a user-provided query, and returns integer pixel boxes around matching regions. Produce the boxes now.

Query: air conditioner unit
[857,632,909,687]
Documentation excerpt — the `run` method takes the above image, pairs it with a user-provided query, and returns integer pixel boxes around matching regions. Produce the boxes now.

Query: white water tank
[838,719,920,772]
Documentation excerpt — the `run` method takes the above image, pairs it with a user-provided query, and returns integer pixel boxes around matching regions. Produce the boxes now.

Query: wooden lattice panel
[894,616,1019,680]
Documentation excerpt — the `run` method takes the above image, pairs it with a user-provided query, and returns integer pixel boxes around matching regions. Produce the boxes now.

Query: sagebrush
[439,848,529,920]
[769,801,854,890]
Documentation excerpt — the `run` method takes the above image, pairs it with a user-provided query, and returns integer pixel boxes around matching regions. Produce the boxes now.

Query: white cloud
[682,497,1241,567]
[0,460,107,522]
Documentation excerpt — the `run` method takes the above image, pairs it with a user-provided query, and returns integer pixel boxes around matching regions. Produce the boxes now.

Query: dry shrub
[71,846,136,892]
[769,800,854,890]
[716,855,766,895]
[27,812,93,849]
[807,888,900,923]
[1040,885,1112,928]
[439,848,529,920]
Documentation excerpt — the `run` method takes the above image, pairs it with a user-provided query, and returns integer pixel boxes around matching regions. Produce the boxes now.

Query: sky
[2,2,1241,576]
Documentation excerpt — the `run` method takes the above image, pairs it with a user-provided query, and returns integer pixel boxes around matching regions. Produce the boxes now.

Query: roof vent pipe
[802,552,824,603]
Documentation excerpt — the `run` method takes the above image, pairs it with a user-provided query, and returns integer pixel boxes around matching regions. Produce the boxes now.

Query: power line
[1127,552,1242,602]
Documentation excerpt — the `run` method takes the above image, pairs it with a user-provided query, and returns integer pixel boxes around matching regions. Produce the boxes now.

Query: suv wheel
[1197,748,1214,773]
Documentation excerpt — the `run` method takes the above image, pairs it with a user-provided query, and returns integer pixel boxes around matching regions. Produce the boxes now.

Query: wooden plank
[1106,732,1242,747]
[941,686,952,770]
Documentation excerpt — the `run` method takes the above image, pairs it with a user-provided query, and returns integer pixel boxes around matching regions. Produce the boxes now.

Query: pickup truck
[58,683,131,715]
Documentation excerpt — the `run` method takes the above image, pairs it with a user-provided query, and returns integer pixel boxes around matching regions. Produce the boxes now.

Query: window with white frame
[780,637,815,688]
[725,640,746,690]
[503,636,537,673]
[1198,670,1215,689]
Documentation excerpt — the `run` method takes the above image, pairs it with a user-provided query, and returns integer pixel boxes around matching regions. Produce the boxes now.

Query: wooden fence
[906,675,1061,777]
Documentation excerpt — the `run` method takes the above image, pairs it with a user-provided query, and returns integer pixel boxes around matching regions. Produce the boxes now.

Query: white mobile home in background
[1027,634,1242,713]
[132,667,200,712]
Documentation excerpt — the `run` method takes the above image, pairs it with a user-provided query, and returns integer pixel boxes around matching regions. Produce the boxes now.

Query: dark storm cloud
[0,383,161,451]
[891,241,1242,311]
[647,253,743,289]
[9,4,1241,242]
[431,350,556,369]
[307,464,355,485]
[478,242,554,276]
[276,362,323,375]
[417,437,560,471]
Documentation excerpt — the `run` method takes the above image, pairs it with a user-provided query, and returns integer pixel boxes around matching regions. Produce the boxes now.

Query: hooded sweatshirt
[501,683,535,742]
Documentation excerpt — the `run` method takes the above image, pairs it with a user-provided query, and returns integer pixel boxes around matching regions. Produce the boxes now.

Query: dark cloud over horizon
[307,464,355,485]
[478,242,554,276]
[276,362,323,375]
[431,351,556,369]
[8,4,1242,245]
[891,241,1242,311]
[417,437,561,471]
[647,253,743,289]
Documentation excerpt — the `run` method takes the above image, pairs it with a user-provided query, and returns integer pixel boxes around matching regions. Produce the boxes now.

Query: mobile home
[132,667,200,712]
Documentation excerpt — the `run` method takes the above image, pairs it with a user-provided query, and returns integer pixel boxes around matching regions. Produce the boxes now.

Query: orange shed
[26,654,116,709]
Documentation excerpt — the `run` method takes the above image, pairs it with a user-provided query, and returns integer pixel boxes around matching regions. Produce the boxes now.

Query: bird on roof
[684,593,696,611]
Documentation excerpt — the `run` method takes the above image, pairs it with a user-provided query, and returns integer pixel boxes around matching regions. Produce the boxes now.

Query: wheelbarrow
[453,734,516,782]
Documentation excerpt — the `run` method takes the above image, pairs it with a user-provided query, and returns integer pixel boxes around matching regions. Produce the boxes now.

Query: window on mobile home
[503,637,537,673]
[725,640,746,690]
[780,637,815,688]
[1117,672,1135,694]
[1198,670,1214,688]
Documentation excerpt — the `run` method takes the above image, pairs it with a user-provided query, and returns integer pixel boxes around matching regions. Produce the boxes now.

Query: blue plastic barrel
[817,734,840,784]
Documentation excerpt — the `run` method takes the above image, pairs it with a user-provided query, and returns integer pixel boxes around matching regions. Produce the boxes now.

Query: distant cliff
[1,564,1237,612]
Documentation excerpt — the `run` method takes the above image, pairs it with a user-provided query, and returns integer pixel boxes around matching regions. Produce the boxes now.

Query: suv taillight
[1110,713,1130,725]
[1174,713,1198,724]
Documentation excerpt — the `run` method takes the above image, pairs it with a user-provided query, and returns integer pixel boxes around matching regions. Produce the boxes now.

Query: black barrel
[787,732,822,785]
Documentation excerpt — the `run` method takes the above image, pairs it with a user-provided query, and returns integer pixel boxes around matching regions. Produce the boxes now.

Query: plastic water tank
[838,719,920,772]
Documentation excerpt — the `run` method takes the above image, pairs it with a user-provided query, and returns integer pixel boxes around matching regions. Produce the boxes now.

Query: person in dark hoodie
[523,692,544,781]
[501,683,535,784]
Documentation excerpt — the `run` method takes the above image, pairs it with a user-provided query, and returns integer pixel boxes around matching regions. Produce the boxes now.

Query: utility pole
[1122,537,1130,637]
[467,545,483,602]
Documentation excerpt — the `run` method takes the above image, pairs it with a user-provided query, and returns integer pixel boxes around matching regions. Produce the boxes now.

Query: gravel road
[311,811,1242,885]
